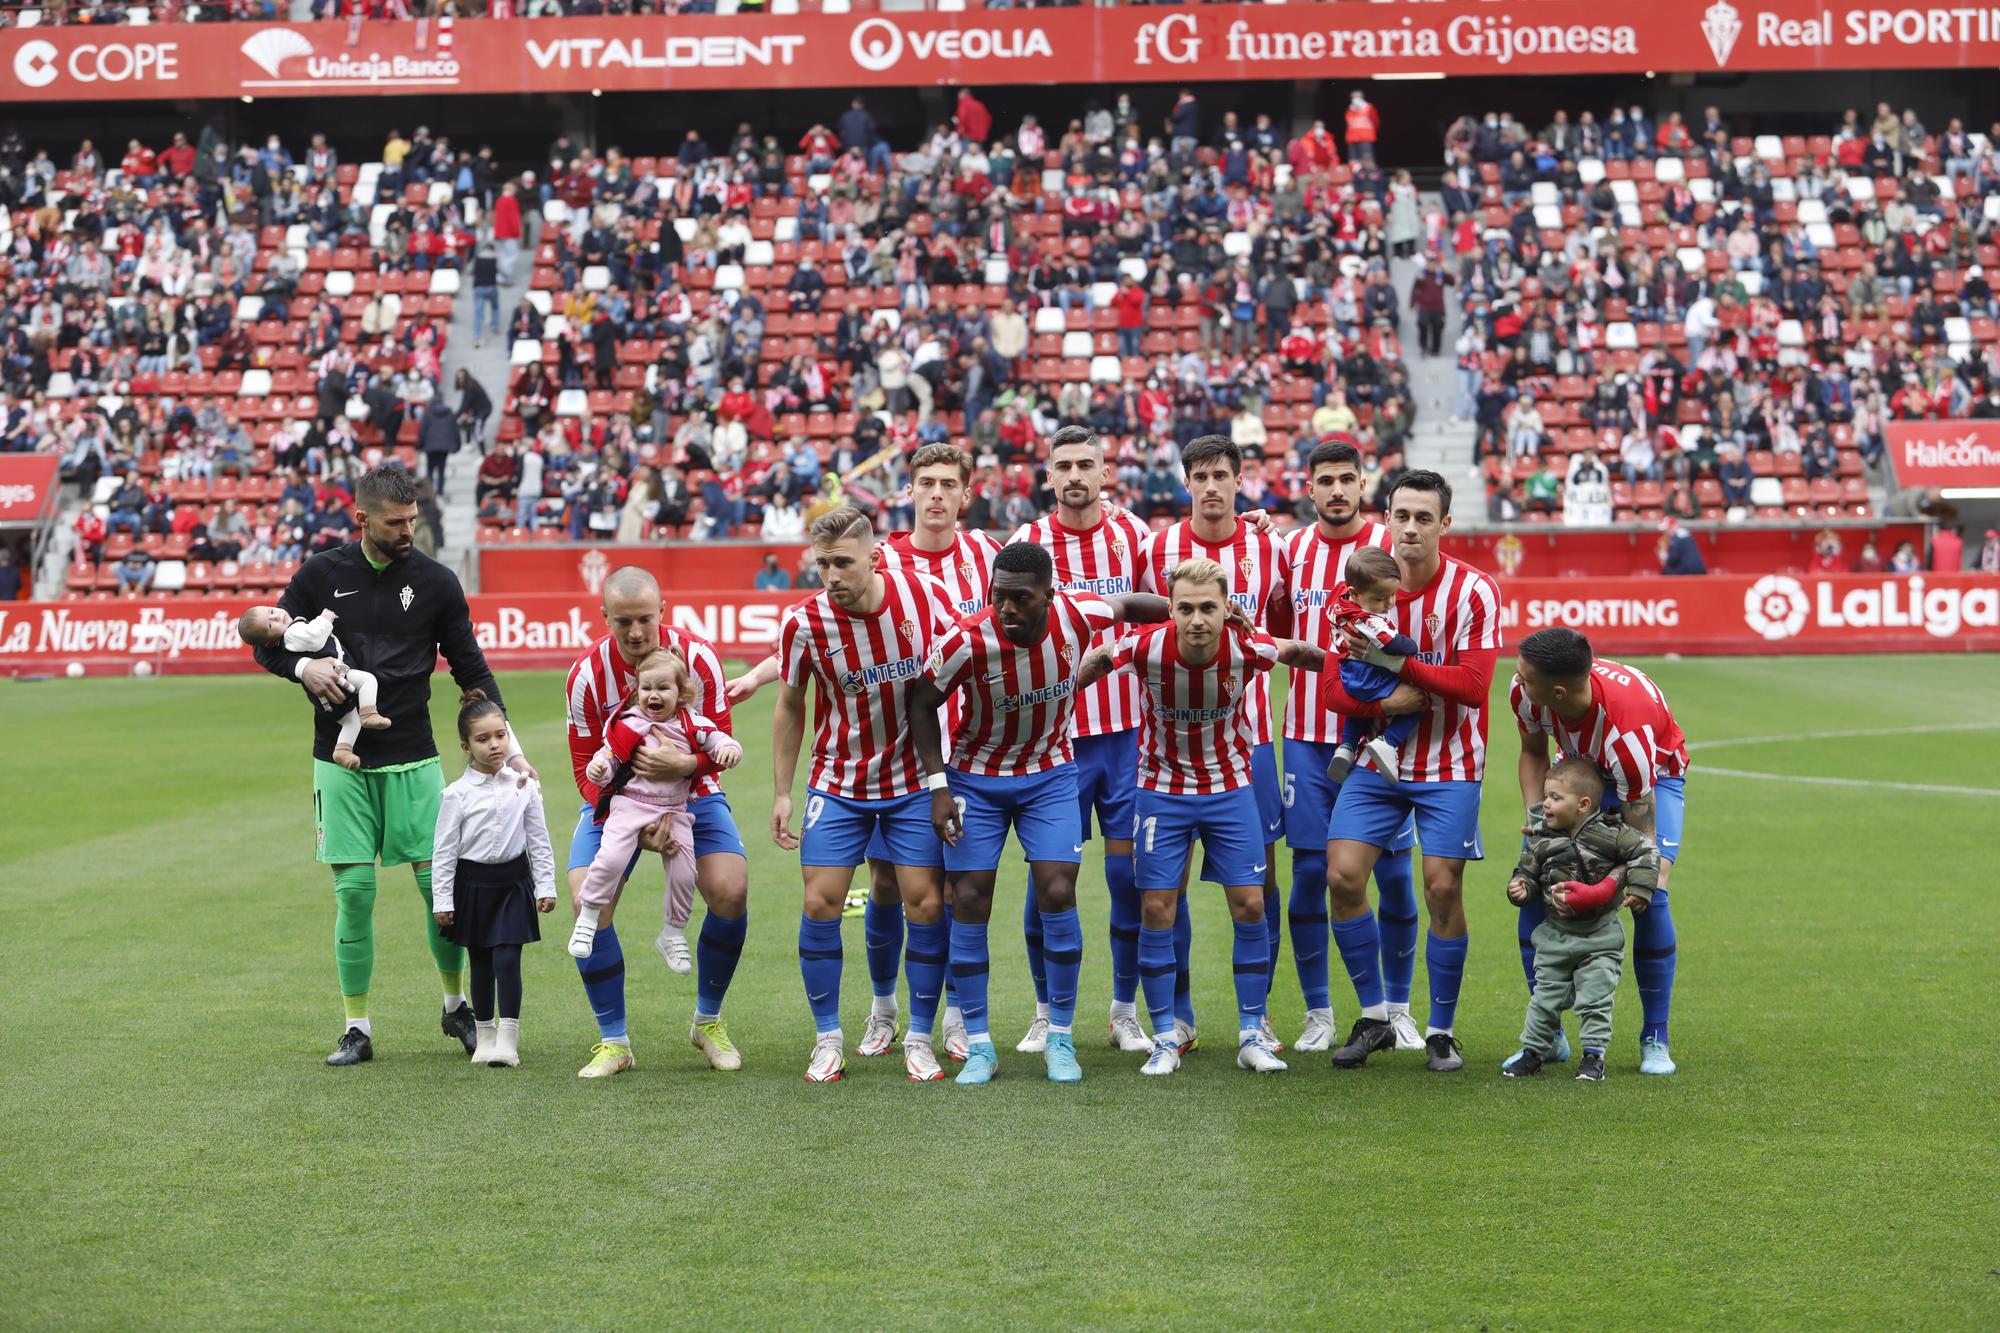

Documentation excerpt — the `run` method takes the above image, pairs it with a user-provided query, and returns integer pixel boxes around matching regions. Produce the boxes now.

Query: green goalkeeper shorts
[313,757,444,867]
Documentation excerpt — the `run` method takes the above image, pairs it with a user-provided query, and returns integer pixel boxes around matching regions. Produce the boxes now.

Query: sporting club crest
[898,617,917,643]
[399,584,415,612]
[1495,533,1525,577]
[1423,613,1443,637]
[1701,0,1741,68]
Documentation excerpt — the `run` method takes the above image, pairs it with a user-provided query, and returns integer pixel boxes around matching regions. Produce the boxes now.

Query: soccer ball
[65,662,85,678]
[132,661,154,678]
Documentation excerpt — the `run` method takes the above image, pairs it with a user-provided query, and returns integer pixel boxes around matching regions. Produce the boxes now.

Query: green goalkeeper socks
[332,865,378,1013]
[413,864,467,998]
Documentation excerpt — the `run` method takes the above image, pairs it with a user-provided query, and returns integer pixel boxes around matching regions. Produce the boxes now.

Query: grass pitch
[2,655,1996,1329]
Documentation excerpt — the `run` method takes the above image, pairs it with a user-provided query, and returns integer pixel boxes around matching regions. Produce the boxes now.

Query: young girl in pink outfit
[567,649,741,960]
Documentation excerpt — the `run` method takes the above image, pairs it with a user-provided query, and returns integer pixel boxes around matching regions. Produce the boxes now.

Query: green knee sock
[333,865,378,1019]
[414,864,467,1000]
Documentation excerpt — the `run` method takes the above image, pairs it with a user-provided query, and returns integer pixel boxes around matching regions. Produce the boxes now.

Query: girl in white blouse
[431,691,558,1068]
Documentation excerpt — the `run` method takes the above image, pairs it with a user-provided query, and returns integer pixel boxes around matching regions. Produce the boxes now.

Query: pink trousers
[578,795,696,928]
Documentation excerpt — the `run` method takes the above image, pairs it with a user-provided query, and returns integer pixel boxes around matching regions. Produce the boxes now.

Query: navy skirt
[442,854,542,949]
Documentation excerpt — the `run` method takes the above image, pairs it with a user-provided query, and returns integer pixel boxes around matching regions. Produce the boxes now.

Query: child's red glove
[1556,875,1619,913]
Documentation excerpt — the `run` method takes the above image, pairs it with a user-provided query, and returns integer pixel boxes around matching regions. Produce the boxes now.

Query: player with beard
[253,466,536,1067]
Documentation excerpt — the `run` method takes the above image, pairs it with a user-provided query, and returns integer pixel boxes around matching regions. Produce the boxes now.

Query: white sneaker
[566,908,600,960]
[1140,1036,1183,1076]
[1295,1007,1337,1052]
[856,1010,899,1057]
[940,1009,971,1063]
[654,929,692,975]
[1237,1033,1288,1073]
[1173,1021,1199,1055]
[470,1019,497,1065]
[1016,1015,1050,1053]
[1364,736,1401,783]
[903,1037,946,1083]
[490,1018,520,1068]
[1108,1010,1153,1053]
[1257,1014,1285,1053]
[1389,1007,1425,1051]
[804,1032,846,1083]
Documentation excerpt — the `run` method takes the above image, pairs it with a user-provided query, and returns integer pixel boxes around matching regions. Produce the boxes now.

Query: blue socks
[1332,912,1386,1010]
[1138,924,1177,1039]
[1633,887,1677,1044]
[1426,930,1468,1032]
[1288,850,1332,1012]
[1517,897,1548,990]
[1022,881,1049,1006]
[1105,851,1140,1005]
[1232,918,1268,1031]
[1262,885,1281,999]
[1040,907,1082,1029]
[577,923,628,1041]
[1373,849,1419,1007]
[947,918,990,1039]
[693,911,746,1019]
[904,919,948,1036]
[798,916,843,1034]
[863,897,903,1001]
[1172,890,1195,1028]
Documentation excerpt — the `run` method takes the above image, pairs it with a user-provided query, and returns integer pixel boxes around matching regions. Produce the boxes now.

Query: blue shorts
[1604,773,1686,863]
[566,792,747,876]
[1329,767,1485,861]
[1249,741,1283,844]
[1282,738,1418,853]
[803,788,942,869]
[943,766,1083,874]
[1136,787,1268,890]
[1073,729,1139,842]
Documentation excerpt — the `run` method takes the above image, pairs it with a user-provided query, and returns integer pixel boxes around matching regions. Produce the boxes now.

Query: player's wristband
[925,772,950,792]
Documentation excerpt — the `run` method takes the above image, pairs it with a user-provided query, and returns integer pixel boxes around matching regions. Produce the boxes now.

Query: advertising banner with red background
[8,574,1996,676]
[0,455,61,527]
[4,1,1999,103]
[1886,420,2000,490]
[476,524,1930,596]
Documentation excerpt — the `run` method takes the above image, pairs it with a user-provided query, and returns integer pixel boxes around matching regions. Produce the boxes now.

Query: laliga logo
[1134,13,1200,65]
[850,18,903,72]
[12,39,57,88]
[1743,574,1809,641]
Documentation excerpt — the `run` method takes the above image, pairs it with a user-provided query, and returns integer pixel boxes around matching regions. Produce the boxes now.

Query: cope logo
[12,39,56,88]
[12,36,178,87]
[1742,574,1809,641]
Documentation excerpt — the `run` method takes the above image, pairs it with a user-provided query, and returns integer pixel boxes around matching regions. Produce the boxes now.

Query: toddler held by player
[1325,547,1421,785]
[237,606,389,770]
[431,690,557,1068]
[1503,757,1658,1082]
[568,649,742,960]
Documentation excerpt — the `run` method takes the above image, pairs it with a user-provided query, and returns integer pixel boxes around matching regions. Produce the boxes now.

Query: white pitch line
[1693,722,2000,752]
[1698,765,2000,799]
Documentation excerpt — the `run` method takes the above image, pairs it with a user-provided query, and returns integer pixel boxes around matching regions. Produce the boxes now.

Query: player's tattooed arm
[1518,728,1551,832]
[1275,639,1326,671]
[1620,791,1657,839]
[1105,592,1170,624]
[906,678,961,846]
[1076,645,1117,689]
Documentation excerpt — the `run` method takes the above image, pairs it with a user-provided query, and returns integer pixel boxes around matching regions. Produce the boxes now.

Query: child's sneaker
[1326,745,1356,783]
[359,706,391,731]
[332,744,362,772]
[490,1018,520,1068]
[1364,736,1401,783]
[1575,1049,1607,1081]
[470,1019,497,1065]
[654,928,692,975]
[1502,1047,1545,1077]
[567,907,601,960]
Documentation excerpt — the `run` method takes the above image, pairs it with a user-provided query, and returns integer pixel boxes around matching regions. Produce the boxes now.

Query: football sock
[695,910,747,1019]
[904,919,948,1036]
[1634,887,1677,1044]
[1137,925,1177,1040]
[1232,918,1268,1033]
[798,915,844,1035]
[413,864,466,998]
[1425,930,1469,1033]
[1040,906,1082,1031]
[863,897,904,1001]
[1374,849,1419,1008]
[332,864,376,1009]
[468,946,495,1023]
[1288,850,1332,1012]
[492,943,523,1021]
[1332,911,1386,1011]
[1022,882,1050,1006]
[1172,890,1195,1028]
[941,903,958,1011]
[577,923,628,1042]
[1105,850,1140,1005]
[342,992,370,1026]
[1262,884,1282,999]
[1517,898,1547,991]
[948,917,990,1044]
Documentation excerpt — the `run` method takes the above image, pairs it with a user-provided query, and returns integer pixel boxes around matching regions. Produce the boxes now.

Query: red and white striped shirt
[778,569,960,800]
[1510,658,1690,802]
[1139,519,1288,746]
[1280,519,1393,743]
[1112,623,1280,795]
[1009,506,1151,737]
[879,529,1000,619]
[1345,556,1503,783]
[927,592,1118,776]
[565,626,731,807]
